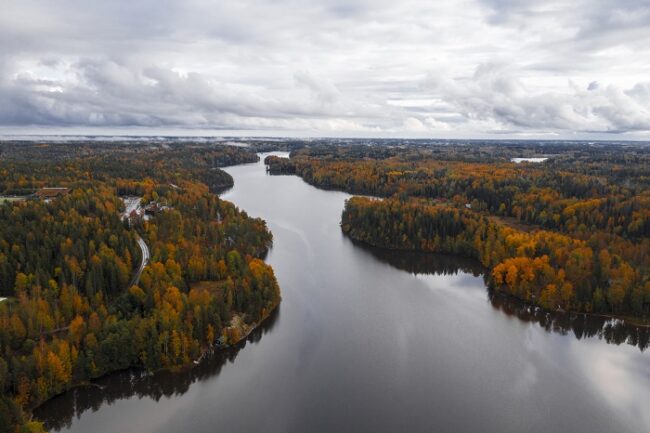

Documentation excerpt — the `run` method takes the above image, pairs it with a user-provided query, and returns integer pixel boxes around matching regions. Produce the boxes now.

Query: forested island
[265,142,650,320]
[0,142,281,432]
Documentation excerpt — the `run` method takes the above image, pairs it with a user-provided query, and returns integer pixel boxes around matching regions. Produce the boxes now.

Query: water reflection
[35,155,649,433]
[489,293,650,351]
[34,308,280,432]
[354,241,650,351]
[352,240,485,277]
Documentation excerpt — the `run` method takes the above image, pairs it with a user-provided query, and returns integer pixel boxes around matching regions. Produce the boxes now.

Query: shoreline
[30,298,281,418]
[344,232,650,329]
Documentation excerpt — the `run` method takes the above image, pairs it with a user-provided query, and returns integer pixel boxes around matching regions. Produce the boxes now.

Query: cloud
[425,63,650,133]
[294,71,341,105]
[0,0,649,137]
[402,117,428,132]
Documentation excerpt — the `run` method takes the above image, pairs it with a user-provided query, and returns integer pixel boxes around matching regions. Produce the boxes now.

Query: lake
[511,157,549,163]
[36,152,650,433]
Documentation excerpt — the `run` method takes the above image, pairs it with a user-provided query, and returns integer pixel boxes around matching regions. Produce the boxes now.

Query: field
[0,196,26,203]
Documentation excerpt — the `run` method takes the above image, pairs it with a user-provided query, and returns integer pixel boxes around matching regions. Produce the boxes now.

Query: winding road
[129,235,150,287]
[120,197,150,287]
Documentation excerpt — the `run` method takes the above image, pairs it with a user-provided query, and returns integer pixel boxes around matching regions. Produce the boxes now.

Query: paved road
[120,197,150,287]
[129,235,150,287]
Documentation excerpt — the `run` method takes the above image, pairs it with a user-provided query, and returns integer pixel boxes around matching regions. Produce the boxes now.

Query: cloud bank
[1,0,649,138]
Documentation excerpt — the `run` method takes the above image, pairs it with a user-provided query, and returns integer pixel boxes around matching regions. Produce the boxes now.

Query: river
[36,152,650,433]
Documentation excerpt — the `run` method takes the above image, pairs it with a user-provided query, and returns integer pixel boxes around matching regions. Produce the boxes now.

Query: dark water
[36,153,650,433]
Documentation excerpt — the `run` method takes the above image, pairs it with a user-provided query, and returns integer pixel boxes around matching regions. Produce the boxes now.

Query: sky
[1,0,650,139]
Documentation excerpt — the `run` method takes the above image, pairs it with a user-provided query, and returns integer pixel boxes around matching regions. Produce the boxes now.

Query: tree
[69,316,85,345]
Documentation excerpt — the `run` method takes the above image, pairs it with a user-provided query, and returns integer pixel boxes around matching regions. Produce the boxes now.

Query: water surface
[37,153,650,433]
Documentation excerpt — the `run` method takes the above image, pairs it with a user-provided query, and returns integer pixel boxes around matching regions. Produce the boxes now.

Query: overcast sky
[1,0,650,139]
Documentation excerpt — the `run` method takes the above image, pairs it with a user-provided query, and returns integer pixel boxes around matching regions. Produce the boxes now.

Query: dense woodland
[266,143,650,319]
[0,143,259,196]
[0,142,280,432]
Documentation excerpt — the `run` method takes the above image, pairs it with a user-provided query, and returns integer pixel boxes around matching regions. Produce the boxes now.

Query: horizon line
[1,133,650,144]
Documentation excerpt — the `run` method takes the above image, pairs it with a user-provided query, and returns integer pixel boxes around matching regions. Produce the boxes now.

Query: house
[144,202,162,215]
[143,201,173,219]
[35,187,70,202]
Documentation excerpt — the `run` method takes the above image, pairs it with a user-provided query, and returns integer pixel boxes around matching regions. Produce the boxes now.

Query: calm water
[36,153,650,433]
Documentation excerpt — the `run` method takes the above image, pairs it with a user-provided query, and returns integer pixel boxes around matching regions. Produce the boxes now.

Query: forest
[0,142,280,433]
[266,143,650,319]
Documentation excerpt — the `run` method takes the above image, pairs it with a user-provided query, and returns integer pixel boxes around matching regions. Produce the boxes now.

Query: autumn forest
[265,143,650,318]
[1,138,650,433]
[0,142,280,432]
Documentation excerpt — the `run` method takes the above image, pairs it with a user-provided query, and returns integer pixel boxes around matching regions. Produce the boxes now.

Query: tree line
[343,197,650,315]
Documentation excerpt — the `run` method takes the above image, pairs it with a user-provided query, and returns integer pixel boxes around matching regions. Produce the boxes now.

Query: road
[120,197,150,287]
[129,235,150,287]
